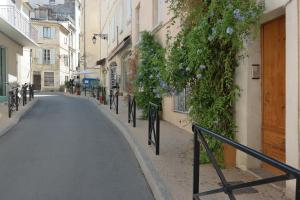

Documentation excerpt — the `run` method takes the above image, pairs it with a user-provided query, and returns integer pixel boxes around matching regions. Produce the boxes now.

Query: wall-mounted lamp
[92,33,108,44]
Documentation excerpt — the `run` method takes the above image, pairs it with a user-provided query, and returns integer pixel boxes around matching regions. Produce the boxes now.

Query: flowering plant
[134,31,166,118]
[166,0,264,163]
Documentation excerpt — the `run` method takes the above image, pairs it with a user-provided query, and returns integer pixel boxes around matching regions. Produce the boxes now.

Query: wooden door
[262,16,286,173]
[33,74,41,91]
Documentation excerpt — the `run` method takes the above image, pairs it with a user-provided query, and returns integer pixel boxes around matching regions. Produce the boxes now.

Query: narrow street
[0,94,153,200]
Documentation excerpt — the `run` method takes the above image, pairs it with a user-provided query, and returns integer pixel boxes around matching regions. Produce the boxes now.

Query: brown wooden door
[261,16,286,174]
[33,74,41,91]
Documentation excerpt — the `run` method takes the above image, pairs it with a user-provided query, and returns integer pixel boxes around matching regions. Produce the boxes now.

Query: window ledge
[173,110,188,114]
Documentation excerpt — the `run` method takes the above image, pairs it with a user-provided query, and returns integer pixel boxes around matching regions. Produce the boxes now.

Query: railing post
[116,90,119,114]
[148,106,151,145]
[296,178,300,200]
[15,88,19,111]
[128,95,131,123]
[156,108,160,155]
[109,90,112,110]
[133,97,136,128]
[193,128,200,197]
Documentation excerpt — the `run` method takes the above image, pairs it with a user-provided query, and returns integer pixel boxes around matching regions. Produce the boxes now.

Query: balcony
[0,4,38,47]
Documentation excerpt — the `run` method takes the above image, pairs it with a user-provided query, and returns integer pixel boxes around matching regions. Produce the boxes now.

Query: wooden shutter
[37,49,43,64]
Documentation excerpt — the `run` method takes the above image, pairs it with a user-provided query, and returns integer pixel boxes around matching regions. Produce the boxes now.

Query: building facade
[97,0,300,198]
[31,19,70,91]
[0,0,38,95]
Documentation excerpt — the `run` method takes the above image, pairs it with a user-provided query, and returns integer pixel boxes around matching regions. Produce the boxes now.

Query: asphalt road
[0,94,154,200]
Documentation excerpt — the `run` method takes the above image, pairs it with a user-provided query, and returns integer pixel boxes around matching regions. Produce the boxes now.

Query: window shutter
[37,49,43,64]
[50,49,56,65]
[158,0,163,23]
[51,28,56,39]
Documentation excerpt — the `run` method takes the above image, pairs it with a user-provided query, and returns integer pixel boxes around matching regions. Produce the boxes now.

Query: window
[43,27,51,38]
[126,0,132,23]
[43,49,50,64]
[65,76,68,83]
[44,72,54,87]
[174,88,189,113]
[64,55,68,66]
[64,37,68,44]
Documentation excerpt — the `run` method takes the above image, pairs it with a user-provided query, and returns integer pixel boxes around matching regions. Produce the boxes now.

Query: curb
[0,98,39,137]
[65,94,173,200]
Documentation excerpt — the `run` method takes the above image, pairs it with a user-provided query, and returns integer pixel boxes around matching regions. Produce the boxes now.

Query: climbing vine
[164,0,264,163]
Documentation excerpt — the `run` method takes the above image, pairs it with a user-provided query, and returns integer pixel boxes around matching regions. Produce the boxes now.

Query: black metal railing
[28,83,34,101]
[8,87,19,118]
[128,94,136,127]
[192,124,300,200]
[148,102,160,155]
[109,87,119,114]
[21,83,28,106]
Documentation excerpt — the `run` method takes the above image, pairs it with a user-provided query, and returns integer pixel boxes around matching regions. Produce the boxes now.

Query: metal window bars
[109,87,119,114]
[128,94,136,127]
[192,124,300,200]
[148,102,160,155]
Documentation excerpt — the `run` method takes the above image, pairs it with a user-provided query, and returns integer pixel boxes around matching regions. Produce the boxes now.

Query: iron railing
[28,83,34,101]
[128,94,136,127]
[21,83,28,106]
[192,124,300,200]
[148,102,160,155]
[109,87,119,114]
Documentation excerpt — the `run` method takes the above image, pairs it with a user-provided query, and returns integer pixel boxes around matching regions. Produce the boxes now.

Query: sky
[29,0,65,6]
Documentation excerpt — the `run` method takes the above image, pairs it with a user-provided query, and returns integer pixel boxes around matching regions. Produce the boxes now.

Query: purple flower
[233,9,245,21]
[226,27,234,35]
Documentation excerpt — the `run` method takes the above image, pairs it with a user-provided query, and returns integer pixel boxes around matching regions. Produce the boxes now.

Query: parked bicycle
[7,86,19,118]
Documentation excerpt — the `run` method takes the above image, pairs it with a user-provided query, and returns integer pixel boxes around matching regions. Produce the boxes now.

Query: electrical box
[251,64,260,79]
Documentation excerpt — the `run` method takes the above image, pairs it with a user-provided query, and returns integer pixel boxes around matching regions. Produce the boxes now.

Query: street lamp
[92,33,108,44]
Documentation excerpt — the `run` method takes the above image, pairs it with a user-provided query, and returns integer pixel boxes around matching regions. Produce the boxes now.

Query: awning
[74,70,97,75]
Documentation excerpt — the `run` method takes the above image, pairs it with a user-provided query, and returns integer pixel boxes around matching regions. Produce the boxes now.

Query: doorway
[261,16,286,173]
[33,71,41,91]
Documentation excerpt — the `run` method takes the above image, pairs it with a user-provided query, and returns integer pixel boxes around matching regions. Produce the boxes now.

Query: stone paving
[68,92,292,200]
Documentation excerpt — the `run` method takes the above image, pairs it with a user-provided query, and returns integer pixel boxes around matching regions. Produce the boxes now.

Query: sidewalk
[0,97,39,137]
[67,93,290,200]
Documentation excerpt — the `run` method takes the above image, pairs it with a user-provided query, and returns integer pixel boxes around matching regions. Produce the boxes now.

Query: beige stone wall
[80,0,101,79]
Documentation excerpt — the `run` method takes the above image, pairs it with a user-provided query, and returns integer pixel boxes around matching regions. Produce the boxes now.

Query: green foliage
[134,31,166,118]
[165,0,264,163]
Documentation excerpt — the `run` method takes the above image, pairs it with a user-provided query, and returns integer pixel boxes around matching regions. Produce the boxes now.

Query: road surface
[0,94,154,200]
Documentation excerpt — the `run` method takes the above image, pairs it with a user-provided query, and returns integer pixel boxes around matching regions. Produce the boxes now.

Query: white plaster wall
[18,48,31,84]
[285,0,299,197]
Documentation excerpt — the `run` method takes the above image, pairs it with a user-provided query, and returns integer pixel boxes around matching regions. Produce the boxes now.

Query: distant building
[31,19,70,91]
